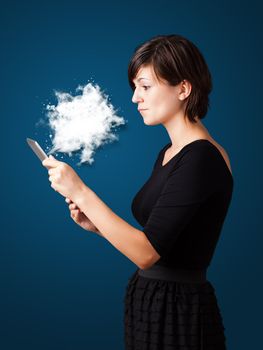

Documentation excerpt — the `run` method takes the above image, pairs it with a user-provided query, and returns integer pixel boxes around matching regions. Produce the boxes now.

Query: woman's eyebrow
[133,77,150,83]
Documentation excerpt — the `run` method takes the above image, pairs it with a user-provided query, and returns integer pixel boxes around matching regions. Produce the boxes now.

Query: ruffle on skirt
[124,269,226,350]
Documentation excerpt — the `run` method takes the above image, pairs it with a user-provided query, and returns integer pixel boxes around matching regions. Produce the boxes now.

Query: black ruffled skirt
[124,268,226,350]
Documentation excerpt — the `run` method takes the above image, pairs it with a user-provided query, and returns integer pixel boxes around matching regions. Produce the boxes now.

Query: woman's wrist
[72,183,93,209]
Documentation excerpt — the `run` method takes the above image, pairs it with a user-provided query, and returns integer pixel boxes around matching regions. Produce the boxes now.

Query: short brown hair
[128,34,213,123]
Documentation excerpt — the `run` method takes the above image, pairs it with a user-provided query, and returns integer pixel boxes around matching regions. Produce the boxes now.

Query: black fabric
[124,270,226,350]
[138,265,207,284]
[124,139,233,349]
[131,139,234,268]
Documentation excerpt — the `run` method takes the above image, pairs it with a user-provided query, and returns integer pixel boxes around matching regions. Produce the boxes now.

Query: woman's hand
[42,155,87,201]
[65,197,102,236]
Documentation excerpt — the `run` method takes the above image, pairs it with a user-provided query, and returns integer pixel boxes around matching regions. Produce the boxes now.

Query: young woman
[43,34,234,350]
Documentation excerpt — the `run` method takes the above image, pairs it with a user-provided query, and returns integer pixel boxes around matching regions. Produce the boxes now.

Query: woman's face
[132,65,184,126]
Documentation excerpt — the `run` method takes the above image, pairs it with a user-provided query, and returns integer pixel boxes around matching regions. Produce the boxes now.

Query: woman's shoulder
[201,138,232,176]
[182,138,233,177]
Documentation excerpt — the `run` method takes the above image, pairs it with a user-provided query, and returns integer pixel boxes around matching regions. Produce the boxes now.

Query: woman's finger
[65,197,72,204]
[42,156,60,168]
[69,203,77,210]
[71,209,80,220]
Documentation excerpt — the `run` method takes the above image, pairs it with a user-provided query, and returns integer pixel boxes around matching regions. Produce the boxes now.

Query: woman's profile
[43,34,234,350]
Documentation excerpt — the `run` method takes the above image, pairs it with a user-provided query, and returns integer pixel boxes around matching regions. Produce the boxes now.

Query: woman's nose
[132,89,143,104]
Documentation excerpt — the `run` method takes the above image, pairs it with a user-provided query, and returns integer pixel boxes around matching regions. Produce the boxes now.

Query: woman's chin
[142,116,159,126]
[142,118,152,125]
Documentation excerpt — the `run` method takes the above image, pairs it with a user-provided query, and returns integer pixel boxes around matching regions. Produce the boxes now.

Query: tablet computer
[26,138,48,162]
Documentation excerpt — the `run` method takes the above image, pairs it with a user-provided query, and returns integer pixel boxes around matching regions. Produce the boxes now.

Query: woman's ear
[178,79,192,100]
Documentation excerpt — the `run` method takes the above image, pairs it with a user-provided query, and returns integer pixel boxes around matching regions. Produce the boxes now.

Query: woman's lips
[138,108,148,111]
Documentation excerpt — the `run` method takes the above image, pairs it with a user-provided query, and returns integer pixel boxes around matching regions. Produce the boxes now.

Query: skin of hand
[41,155,101,235]
[65,197,101,235]
[41,156,160,269]
[42,155,87,202]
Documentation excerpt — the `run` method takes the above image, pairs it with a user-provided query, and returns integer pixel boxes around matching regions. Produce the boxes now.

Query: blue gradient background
[1,0,262,349]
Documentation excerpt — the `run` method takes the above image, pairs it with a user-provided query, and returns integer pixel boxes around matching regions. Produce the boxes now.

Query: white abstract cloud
[45,83,126,165]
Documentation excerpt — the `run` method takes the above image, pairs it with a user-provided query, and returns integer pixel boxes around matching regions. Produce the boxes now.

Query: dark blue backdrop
[1,0,262,349]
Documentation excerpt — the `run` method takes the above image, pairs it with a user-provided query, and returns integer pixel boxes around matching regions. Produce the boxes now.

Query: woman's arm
[42,155,160,269]
[73,186,160,270]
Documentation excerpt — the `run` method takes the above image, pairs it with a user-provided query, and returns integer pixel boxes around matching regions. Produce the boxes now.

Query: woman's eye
[133,85,150,91]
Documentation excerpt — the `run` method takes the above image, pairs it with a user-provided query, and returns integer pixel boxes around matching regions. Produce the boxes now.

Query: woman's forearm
[73,185,158,269]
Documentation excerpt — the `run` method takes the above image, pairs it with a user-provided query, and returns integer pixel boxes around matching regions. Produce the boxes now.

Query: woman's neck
[162,114,211,151]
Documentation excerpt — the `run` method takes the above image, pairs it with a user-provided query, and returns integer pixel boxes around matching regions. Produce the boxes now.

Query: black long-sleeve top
[131,139,234,270]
